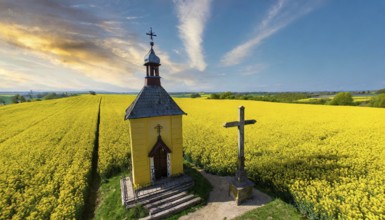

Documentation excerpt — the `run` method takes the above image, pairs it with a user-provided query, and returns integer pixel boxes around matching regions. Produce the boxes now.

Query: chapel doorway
[154,147,168,179]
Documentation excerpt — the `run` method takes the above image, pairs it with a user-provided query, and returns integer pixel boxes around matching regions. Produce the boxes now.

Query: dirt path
[180,170,272,220]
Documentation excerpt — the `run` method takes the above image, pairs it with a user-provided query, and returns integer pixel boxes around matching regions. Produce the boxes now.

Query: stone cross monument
[224,106,256,205]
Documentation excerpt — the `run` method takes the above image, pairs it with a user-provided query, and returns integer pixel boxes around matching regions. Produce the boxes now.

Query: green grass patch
[165,161,213,220]
[353,96,372,102]
[94,172,147,220]
[185,161,213,201]
[94,162,212,220]
[0,95,13,105]
[235,199,304,220]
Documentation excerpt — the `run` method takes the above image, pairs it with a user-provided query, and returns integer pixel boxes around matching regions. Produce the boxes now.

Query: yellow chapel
[124,29,186,189]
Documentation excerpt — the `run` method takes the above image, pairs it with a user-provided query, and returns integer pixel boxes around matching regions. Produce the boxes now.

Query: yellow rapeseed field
[1,95,384,219]
[0,95,100,219]
[177,98,385,219]
[98,95,134,178]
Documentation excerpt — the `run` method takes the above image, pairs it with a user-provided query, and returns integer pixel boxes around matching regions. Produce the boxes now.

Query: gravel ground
[180,170,272,220]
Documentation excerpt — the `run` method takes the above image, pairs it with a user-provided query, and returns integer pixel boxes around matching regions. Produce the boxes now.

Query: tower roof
[125,27,186,119]
[125,86,186,120]
[144,48,160,64]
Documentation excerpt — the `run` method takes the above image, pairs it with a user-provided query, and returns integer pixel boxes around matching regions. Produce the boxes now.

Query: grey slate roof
[125,86,186,120]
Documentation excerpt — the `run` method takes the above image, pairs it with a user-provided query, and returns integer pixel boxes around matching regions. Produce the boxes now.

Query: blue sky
[0,0,384,92]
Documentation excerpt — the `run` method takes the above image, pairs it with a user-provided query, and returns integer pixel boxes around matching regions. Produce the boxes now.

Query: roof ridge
[125,86,186,120]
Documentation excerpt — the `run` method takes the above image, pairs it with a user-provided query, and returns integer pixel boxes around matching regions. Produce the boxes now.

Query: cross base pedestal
[229,177,254,205]
[235,168,248,182]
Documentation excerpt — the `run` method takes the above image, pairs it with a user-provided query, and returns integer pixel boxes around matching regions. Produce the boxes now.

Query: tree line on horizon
[0,91,99,105]
[0,92,75,104]
[2,89,384,108]
[204,89,385,108]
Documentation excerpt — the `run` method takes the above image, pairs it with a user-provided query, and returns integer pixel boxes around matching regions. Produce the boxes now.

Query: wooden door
[154,148,168,179]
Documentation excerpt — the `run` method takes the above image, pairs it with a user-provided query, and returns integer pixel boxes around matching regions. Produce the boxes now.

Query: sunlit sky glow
[0,0,384,92]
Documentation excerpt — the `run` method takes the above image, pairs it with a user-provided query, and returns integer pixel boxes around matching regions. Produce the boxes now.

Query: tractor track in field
[83,97,102,220]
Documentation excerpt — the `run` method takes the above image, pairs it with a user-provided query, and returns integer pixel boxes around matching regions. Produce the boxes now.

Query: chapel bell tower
[125,28,186,188]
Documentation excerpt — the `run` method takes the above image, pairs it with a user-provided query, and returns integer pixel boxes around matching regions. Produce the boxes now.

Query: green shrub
[370,94,385,108]
[329,92,354,106]
[375,88,385,94]
[209,93,220,99]
[190,93,201,98]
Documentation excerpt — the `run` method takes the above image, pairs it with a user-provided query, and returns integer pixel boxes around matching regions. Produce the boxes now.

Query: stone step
[141,197,201,220]
[125,175,193,206]
[126,182,193,208]
[144,191,188,210]
[140,175,192,194]
[140,183,193,206]
[149,194,196,215]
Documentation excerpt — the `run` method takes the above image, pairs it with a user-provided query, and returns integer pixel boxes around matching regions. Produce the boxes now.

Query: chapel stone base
[121,174,202,219]
[229,178,254,205]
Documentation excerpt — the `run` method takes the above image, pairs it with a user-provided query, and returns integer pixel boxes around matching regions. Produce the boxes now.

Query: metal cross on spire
[146,27,156,46]
[154,124,163,136]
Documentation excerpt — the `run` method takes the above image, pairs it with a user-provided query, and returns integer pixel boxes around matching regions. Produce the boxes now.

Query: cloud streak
[174,0,211,71]
[0,0,201,91]
[221,0,324,66]
[0,0,150,90]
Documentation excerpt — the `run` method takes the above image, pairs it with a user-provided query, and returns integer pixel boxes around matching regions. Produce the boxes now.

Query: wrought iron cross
[224,106,256,182]
[154,124,163,136]
[146,27,157,41]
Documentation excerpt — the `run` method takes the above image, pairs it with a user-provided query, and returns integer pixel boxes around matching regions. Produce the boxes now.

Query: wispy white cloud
[0,67,85,90]
[162,69,212,92]
[213,63,267,78]
[0,68,32,86]
[239,63,268,76]
[221,0,324,66]
[126,16,139,20]
[174,0,211,71]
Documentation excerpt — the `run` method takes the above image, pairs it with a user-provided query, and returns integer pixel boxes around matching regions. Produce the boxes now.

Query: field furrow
[97,95,134,178]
